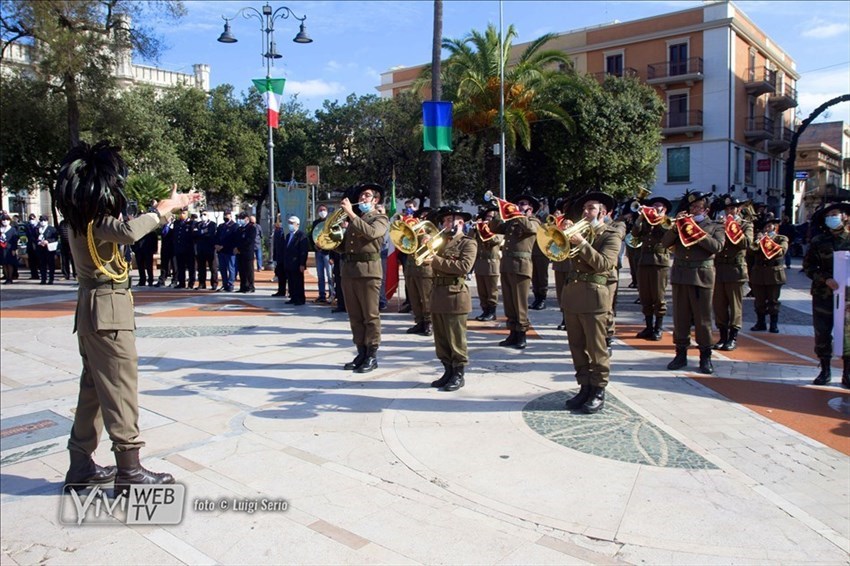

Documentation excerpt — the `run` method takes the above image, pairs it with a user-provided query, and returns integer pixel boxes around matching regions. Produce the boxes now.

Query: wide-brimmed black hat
[512,193,541,213]
[432,205,472,224]
[477,204,497,220]
[754,217,780,232]
[573,191,616,214]
[643,196,672,212]
[413,206,432,220]
[351,182,383,201]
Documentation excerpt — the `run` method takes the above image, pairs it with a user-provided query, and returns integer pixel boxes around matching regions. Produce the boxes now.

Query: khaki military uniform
[552,258,573,306]
[430,234,478,366]
[473,231,502,311]
[632,216,672,317]
[661,218,726,349]
[713,220,753,331]
[749,235,788,318]
[490,215,541,332]
[404,259,434,325]
[560,222,622,388]
[606,219,626,339]
[67,213,169,456]
[531,242,551,303]
[341,209,389,349]
[803,228,850,359]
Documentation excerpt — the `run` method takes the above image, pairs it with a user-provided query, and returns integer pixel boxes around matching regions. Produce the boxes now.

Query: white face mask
[39,221,48,228]
[201,215,208,221]
[29,219,37,226]
[318,210,328,219]
[1,220,9,227]
[693,214,705,222]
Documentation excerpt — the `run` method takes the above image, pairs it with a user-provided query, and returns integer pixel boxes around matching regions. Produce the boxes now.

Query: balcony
[768,126,793,154]
[745,115,774,143]
[591,67,639,82]
[646,57,704,87]
[744,66,776,96]
[661,110,704,137]
[769,83,798,112]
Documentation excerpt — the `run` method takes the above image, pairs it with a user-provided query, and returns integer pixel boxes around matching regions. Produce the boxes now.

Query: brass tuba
[389,214,443,256]
[536,216,591,261]
[314,208,348,251]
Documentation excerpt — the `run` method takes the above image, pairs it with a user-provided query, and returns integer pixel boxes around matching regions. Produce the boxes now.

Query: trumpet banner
[640,206,664,226]
[676,216,708,247]
[476,221,497,241]
[725,217,744,245]
[759,236,783,260]
[495,198,524,221]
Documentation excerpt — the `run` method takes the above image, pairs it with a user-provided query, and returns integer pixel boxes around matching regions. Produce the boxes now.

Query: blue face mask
[358,202,372,213]
[825,215,843,230]
[288,224,296,233]
[404,207,414,215]
[693,214,705,222]
[237,219,246,227]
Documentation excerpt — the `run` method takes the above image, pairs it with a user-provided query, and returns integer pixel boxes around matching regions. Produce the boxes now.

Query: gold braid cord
[86,221,129,283]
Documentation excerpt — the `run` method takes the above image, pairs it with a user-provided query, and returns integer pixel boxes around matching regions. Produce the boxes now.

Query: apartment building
[793,121,850,221]
[377,0,799,213]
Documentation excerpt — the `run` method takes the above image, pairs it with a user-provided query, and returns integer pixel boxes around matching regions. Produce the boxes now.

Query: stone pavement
[1,258,848,565]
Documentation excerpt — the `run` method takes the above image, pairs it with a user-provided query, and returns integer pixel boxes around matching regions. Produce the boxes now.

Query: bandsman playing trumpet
[404,207,435,337]
[339,183,390,373]
[561,192,623,414]
[631,196,673,341]
[551,198,574,331]
[711,195,754,351]
[749,217,788,334]
[473,205,502,322]
[427,206,478,391]
[662,191,726,374]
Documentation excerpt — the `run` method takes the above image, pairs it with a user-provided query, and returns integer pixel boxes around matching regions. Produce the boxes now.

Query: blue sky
[147,0,850,122]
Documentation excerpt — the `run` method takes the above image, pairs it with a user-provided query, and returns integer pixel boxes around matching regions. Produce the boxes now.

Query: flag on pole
[385,166,400,300]
[422,101,453,152]
[252,78,286,128]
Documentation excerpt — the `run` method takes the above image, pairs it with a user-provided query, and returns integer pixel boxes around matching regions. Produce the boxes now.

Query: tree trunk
[428,0,443,209]
[65,73,81,148]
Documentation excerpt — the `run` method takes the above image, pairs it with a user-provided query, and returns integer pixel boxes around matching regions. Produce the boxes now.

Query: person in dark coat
[0,214,20,284]
[172,210,195,289]
[215,211,237,292]
[155,217,175,287]
[281,215,308,305]
[34,215,59,284]
[24,213,40,280]
[132,229,158,286]
[193,211,218,290]
[235,212,257,293]
[271,218,288,297]
[59,219,76,280]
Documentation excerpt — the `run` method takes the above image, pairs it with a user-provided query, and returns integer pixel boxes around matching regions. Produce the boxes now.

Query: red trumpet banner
[676,216,708,247]
[640,205,665,226]
[495,198,524,221]
[725,217,744,245]
[759,236,783,259]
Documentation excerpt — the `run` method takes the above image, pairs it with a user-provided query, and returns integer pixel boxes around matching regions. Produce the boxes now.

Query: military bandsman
[749,217,788,334]
[632,196,673,341]
[473,205,502,321]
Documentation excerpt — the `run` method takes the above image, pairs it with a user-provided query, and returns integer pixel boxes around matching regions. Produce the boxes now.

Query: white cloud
[800,19,849,39]
[287,79,346,98]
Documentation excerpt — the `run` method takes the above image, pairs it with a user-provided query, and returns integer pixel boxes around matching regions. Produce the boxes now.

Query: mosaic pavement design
[523,391,717,469]
[136,325,257,339]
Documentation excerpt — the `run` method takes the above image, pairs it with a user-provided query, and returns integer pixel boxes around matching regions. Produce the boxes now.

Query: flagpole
[499,0,506,200]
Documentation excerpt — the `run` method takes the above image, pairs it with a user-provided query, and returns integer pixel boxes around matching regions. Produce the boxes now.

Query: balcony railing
[769,83,798,111]
[768,126,794,153]
[745,66,776,96]
[661,110,704,136]
[745,115,774,142]
[591,67,639,82]
[646,57,704,86]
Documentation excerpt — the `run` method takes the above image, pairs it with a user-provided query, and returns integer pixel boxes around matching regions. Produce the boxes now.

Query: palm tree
[439,24,578,192]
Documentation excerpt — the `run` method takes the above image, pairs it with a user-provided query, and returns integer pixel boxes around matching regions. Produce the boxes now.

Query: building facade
[792,121,850,222]
[378,0,799,214]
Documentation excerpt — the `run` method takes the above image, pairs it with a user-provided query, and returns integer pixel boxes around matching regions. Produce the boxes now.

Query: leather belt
[569,273,607,285]
[343,252,380,262]
[675,259,713,268]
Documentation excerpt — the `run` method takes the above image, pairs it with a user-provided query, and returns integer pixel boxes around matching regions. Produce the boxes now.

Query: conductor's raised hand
[156,184,201,215]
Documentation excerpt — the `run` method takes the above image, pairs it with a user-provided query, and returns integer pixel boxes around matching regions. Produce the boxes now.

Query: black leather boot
[636,316,654,339]
[64,451,117,489]
[344,346,367,370]
[667,347,688,370]
[114,449,175,498]
[431,362,453,388]
[813,358,832,385]
[480,307,497,321]
[406,322,424,334]
[474,310,488,321]
[530,296,545,310]
[564,385,590,410]
[443,366,465,391]
[842,358,849,389]
[713,327,728,350]
[355,346,378,373]
[768,314,779,334]
[514,330,527,350]
[420,322,432,336]
[751,314,766,331]
[722,328,738,351]
[698,347,714,374]
[557,316,566,331]
[650,316,664,341]
[499,330,518,347]
[581,387,606,414]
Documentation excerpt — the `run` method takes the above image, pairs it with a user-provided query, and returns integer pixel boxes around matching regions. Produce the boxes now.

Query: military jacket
[552,258,573,274]
[404,256,434,279]
[473,231,502,276]
[430,234,477,314]
[749,234,788,285]
[561,223,622,314]
[661,217,726,289]
[69,213,168,336]
[341,209,389,279]
[606,219,626,283]
[490,216,540,277]
[714,219,753,283]
[632,216,672,267]
[803,228,850,298]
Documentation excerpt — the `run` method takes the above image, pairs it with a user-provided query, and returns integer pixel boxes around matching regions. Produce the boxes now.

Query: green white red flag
[252,78,286,128]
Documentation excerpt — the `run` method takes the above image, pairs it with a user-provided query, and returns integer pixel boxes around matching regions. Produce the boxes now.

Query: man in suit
[281,215,308,305]
[235,212,257,293]
[561,192,623,414]
[340,183,389,373]
[155,217,174,287]
[24,213,40,280]
[193,211,218,290]
[631,197,673,341]
[272,217,288,297]
[34,215,59,284]
[427,206,478,391]
[215,211,237,292]
[712,195,753,351]
[662,191,726,374]
[131,225,158,287]
[51,141,197,494]
[172,210,195,289]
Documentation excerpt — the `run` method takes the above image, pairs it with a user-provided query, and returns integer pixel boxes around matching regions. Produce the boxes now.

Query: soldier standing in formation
[473,205,501,322]
[749,217,788,334]
[803,202,850,387]
[530,210,551,311]
[632,196,672,341]
[711,196,753,351]
[427,206,478,392]
[561,192,623,414]
[404,208,434,337]
[340,184,390,374]
[662,191,726,374]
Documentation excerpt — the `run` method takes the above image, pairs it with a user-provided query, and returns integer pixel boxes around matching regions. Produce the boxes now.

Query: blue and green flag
[422,101,453,152]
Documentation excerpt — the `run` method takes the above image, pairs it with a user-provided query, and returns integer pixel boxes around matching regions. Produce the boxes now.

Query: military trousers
[475,273,499,311]
[68,330,145,455]
[712,281,745,330]
[432,312,468,366]
[637,265,669,317]
[554,270,568,305]
[606,279,618,339]
[812,295,847,360]
[564,312,610,388]
[342,277,382,348]
[408,275,433,324]
[672,284,714,349]
[531,255,550,298]
[500,272,531,331]
[626,247,641,284]
[752,284,782,316]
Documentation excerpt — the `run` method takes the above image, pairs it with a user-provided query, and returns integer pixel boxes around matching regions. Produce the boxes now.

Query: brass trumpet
[413,228,448,266]
[314,208,348,251]
[536,217,591,261]
[629,187,652,213]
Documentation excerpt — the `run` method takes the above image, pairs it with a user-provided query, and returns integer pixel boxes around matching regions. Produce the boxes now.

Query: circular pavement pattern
[523,391,718,469]
[136,325,256,338]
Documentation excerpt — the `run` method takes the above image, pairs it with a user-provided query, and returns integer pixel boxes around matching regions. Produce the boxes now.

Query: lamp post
[217,3,312,268]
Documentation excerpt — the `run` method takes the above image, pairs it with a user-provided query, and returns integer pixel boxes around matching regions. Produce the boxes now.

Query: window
[748,50,756,81]
[606,54,623,76]
[668,94,688,127]
[744,151,754,185]
[667,147,690,182]
[734,147,741,183]
[669,43,688,76]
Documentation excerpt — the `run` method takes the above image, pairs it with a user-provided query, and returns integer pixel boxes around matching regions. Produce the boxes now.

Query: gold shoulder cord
[86,220,133,303]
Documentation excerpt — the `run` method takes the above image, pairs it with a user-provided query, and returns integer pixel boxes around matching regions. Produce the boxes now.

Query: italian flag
[252,78,286,129]
[385,167,400,301]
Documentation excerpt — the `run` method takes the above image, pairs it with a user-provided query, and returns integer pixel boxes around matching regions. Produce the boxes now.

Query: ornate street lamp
[217,3,312,267]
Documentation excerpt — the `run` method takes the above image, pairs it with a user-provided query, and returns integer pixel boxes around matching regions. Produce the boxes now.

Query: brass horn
[413,228,448,266]
[629,187,652,214]
[389,214,443,257]
[314,208,348,251]
[535,217,591,261]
